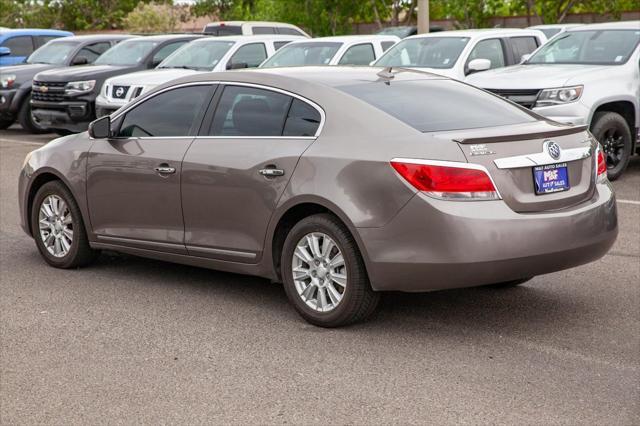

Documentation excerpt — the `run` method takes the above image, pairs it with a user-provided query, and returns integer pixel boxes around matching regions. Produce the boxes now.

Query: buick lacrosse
[19,67,618,327]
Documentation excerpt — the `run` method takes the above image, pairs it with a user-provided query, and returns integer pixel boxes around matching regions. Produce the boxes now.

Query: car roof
[404,28,544,39]
[126,34,202,42]
[193,34,306,43]
[0,28,73,37]
[567,20,640,31]
[205,21,302,27]
[528,24,583,29]
[285,35,400,43]
[50,34,133,43]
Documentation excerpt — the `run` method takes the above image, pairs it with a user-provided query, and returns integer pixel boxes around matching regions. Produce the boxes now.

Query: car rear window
[337,79,536,132]
[203,25,242,36]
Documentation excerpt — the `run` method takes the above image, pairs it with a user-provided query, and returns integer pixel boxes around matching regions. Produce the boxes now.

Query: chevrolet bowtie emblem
[39,85,48,93]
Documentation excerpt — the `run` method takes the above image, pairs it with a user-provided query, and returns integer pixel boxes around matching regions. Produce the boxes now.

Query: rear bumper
[31,99,94,132]
[359,183,618,292]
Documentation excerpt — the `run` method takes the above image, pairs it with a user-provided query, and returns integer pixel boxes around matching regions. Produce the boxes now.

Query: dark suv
[0,34,131,133]
[31,34,201,134]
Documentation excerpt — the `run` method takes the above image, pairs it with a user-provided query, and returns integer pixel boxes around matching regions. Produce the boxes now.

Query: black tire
[281,213,380,327]
[18,94,50,134]
[0,117,14,130]
[489,277,533,288]
[590,111,632,181]
[53,129,73,136]
[31,180,98,269]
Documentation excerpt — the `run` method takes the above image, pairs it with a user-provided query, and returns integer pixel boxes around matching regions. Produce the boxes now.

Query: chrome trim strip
[110,80,326,138]
[96,235,184,250]
[186,245,257,259]
[493,146,592,170]
[390,157,502,200]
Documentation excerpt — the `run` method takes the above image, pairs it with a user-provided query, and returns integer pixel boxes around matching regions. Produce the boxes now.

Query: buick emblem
[115,87,124,97]
[544,140,561,160]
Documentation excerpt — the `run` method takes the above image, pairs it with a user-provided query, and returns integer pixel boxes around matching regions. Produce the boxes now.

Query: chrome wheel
[38,195,73,258]
[291,232,347,312]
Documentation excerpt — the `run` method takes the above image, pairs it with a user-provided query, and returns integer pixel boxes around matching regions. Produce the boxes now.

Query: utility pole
[417,0,429,34]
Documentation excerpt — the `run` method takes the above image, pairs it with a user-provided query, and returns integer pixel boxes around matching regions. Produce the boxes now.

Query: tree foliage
[123,2,185,33]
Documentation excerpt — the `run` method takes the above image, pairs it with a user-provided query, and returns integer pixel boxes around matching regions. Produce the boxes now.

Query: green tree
[124,2,183,33]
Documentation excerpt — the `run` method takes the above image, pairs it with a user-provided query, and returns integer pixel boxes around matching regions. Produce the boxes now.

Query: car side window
[339,43,376,65]
[283,99,321,137]
[152,41,187,65]
[381,41,396,52]
[467,38,505,69]
[253,26,276,34]
[35,35,60,48]
[76,42,112,64]
[2,36,34,56]
[274,41,291,51]
[278,27,305,36]
[229,43,267,68]
[209,86,292,136]
[510,36,539,63]
[117,85,210,137]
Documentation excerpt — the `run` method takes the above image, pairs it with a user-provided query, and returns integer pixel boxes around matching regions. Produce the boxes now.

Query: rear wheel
[281,213,379,327]
[31,181,98,269]
[18,95,50,134]
[590,111,632,181]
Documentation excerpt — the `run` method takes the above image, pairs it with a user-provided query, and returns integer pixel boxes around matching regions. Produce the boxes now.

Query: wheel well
[26,173,62,236]
[592,101,636,136]
[271,203,331,281]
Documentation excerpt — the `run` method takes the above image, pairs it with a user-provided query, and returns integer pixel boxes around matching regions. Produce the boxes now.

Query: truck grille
[486,89,541,109]
[32,81,67,102]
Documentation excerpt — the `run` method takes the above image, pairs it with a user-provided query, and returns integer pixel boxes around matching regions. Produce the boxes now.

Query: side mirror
[226,62,248,70]
[0,46,11,56]
[88,115,111,139]
[520,53,531,63]
[72,56,88,65]
[467,58,491,73]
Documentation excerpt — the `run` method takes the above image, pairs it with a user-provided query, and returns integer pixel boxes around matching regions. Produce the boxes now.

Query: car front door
[86,83,215,253]
[181,84,322,262]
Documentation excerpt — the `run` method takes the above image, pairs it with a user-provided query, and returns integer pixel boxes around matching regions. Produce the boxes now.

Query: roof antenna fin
[377,66,395,79]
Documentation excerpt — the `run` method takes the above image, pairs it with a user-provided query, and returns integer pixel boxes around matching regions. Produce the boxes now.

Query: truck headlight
[65,80,96,95]
[1,74,16,89]
[536,85,583,107]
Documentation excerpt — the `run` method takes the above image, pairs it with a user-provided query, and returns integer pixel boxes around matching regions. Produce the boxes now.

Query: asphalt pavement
[1,126,639,425]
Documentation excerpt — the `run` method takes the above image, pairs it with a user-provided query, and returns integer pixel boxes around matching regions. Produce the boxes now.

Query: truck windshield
[158,40,235,70]
[27,41,78,65]
[95,40,158,66]
[375,37,470,69]
[527,29,640,65]
[261,42,342,67]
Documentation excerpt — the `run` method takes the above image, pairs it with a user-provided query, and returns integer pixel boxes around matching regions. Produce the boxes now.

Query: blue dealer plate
[533,163,570,195]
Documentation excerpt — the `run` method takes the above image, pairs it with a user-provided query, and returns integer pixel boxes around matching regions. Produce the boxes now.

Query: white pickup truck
[468,21,640,180]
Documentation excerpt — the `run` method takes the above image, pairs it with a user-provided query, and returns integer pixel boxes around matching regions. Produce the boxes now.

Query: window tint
[381,41,395,52]
[203,25,242,36]
[338,80,535,132]
[152,41,187,65]
[253,26,276,34]
[158,40,234,71]
[229,43,267,68]
[376,37,469,69]
[339,43,375,65]
[76,42,111,64]
[467,38,505,69]
[261,42,342,67]
[2,36,33,56]
[95,40,158,66]
[35,35,60,48]
[210,86,292,136]
[510,37,539,62]
[27,41,77,65]
[274,41,291,51]
[278,27,305,36]
[118,85,210,137]
[283,99,321,136]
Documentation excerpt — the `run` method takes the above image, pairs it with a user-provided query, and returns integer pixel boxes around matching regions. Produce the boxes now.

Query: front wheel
[591,111,632,181]
[31,181,98,269]
[281,214,379,327]
[18,95,50,134]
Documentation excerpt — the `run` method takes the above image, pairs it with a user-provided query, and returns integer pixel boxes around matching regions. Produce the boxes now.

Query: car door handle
[154,165,176,175]
[259,168,285,177]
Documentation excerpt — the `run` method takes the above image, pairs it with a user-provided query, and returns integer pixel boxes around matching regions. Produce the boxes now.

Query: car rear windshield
[94,40,158,66]
[337,79,536,132]
[527,29,640,65]
[375,37,470,69]
[204,25,242,36]
[27,40,78,65]
[261,42,342,67]
[158,40,235,70]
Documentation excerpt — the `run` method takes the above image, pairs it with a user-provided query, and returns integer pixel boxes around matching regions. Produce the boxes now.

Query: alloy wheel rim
[39,195,73,258]
[291,232,347,312]
[602,127,624,169]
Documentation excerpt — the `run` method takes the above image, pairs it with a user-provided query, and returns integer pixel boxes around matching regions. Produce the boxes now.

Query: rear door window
[253,26,276,34]
[466,38,505,70]
[2,36,34,56]
[229,43,267,68]
[152,41,188,65]
[35,35,60,48]
[278,27,305,36]
[339,43,376,65]
[274,41,291,51]
[204,25,242,36]
[381,41,396,52]
[509,36,539,63]
[76,42,111,64]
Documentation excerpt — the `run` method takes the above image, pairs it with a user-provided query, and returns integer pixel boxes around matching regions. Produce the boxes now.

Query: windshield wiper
[161,65,200,70]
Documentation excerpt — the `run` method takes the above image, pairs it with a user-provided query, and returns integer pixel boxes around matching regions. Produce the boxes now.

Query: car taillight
[390,159,500,200]
[596,145,607,177]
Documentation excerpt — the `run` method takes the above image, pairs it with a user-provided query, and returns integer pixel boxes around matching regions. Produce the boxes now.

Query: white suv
[467,21,640,180]
[96,35,303,116]
[202,21,309,38]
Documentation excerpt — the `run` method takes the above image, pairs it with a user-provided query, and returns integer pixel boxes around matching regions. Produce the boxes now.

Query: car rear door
[181,83,323,262]
[86,83,215,252]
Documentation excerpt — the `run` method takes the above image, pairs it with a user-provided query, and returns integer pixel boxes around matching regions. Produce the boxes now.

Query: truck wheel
[0,118,14,130]
[18,95,50,134]
[590,112,632,181]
